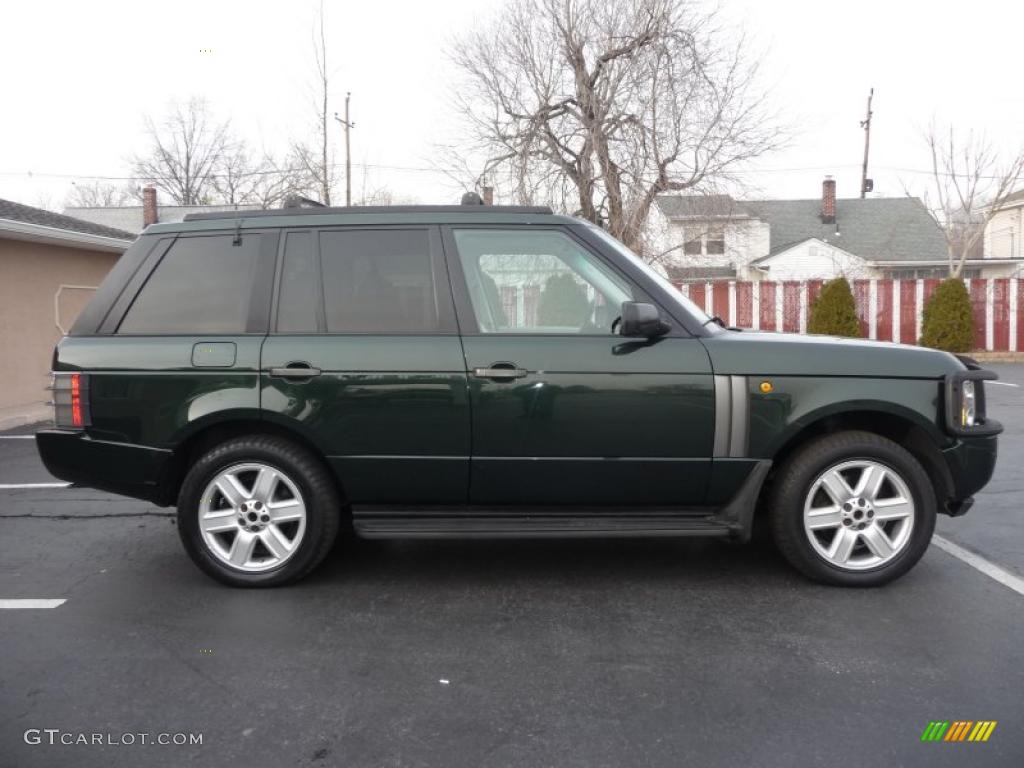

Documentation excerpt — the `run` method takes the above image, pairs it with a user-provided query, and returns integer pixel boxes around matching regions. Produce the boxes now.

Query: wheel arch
[759,408,955,513]
[158,416,346,507]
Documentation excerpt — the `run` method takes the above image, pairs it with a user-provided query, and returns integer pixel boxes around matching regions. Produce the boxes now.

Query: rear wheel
[177,436,340,587]
[769,430,936,587]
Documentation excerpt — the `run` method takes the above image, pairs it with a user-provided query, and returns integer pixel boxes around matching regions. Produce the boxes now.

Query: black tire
[769,430,936,587]
[177,436,340,587]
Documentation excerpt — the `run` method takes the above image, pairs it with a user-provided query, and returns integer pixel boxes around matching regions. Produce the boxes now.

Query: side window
[319,229,437,333]
[118,235,259,334]
[452,229,633,334]
[276,232,319,333]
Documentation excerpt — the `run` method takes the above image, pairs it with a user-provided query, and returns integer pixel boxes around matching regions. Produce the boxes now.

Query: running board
[355,513,732,539]
[352,460,772,541]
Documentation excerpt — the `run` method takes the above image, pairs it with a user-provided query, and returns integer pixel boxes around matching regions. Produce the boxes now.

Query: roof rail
[182,205,554,222]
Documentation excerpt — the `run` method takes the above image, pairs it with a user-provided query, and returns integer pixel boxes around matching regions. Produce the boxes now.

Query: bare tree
[920,120,1024,276]
[65,181,139,208]
[132,98,231,205]
[210,146,302,209]
[449,0,780,255]
[291,2,336,205]
[246,154,308,209]
[210,143,256,205]
[356,186,420,206]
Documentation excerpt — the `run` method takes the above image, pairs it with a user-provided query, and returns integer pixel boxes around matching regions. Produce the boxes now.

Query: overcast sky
[2,0,1022,211]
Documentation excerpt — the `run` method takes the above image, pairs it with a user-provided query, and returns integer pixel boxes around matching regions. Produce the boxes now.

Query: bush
[920,278,974,352]
[807,277,861,337]
[538,273,589,326]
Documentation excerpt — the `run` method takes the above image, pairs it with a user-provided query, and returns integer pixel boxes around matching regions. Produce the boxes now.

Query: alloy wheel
[198,462,307,572]
[802,459,915,571]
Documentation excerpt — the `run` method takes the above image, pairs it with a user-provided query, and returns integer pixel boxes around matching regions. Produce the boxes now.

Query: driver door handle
[473,363,528,380]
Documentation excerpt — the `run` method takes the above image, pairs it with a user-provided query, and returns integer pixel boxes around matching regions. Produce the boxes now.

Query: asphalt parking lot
[1,365,1022,767]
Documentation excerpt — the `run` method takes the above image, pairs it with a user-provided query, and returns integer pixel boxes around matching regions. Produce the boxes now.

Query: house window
[706,226,725,255]
[681,224,725,256]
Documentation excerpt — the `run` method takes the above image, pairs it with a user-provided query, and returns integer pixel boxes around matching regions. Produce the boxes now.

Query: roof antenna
[460,192,485,206]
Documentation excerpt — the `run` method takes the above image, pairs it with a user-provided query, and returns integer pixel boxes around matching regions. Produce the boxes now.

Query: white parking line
[0,435,37,439]
[988,381,1020,388]
[0,483,70,489]
[932,535,1024,597]
[0,599,66,609]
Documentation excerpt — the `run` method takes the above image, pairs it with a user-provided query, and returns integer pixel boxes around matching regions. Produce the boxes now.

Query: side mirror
[618,301,671,338]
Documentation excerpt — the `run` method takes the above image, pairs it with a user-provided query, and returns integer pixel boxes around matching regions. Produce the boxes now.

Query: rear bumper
[941,433,998,510]
[35,429,173,505]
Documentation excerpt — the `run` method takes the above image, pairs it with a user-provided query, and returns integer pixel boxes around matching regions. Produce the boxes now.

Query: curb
[968,352,1024,363]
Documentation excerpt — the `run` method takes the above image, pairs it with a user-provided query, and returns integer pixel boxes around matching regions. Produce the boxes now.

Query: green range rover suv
[36,204,1001,587]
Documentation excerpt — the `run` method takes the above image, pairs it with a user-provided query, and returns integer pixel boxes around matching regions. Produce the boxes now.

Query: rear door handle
[269,365,322,379]
[473,363,528,380]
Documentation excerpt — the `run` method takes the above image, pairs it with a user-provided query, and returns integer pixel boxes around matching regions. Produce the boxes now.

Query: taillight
[51,372,91,428]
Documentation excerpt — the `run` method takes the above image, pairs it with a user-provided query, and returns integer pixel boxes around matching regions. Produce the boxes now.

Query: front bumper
[941,433,998,510]
[35,429,173,505]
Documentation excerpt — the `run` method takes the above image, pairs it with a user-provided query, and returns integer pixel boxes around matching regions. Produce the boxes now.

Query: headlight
[961,380,976,427]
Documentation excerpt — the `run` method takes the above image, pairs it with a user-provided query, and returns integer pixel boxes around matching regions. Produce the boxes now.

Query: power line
[0,162,1017,183]
[0,161,462,182]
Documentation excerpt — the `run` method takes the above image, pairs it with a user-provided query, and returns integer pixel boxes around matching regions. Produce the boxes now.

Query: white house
[650,177,1024,281]
[984,188,1024,260]
[65,187,262,235]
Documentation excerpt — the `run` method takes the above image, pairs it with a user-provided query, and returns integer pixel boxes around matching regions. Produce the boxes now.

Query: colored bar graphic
[969,722,997,742]
[944,721,971,741]
[921,721,996,742]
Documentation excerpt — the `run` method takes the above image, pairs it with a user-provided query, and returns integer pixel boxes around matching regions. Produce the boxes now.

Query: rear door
[444,226,715,507]
[260,226,470,505]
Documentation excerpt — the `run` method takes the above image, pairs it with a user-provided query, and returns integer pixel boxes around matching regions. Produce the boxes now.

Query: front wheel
[177,436,340,587]
[769,430,936,587]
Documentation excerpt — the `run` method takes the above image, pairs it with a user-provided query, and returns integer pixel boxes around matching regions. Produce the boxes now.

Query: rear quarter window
[117,235,261,334]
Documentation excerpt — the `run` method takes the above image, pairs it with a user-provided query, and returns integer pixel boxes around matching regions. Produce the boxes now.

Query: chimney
[821,176,836,223]
[482,185,494,205]
[142,185,158,227]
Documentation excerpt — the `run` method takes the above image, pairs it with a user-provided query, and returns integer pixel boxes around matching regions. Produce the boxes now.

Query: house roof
[0,198,135,241]
[655,194,751,219]
[65,203,263,234]
[992,188,1024,210]
[745,197,946,262]
[656,193,947,263]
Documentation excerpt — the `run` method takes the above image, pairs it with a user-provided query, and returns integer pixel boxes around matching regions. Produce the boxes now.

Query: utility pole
[860,87,874,199]
[334,92,355,205]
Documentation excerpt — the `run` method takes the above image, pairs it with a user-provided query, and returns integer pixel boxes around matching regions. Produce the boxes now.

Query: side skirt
[352,460,772,541]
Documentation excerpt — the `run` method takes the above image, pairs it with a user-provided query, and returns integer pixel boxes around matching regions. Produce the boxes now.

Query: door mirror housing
[619,302,671,338]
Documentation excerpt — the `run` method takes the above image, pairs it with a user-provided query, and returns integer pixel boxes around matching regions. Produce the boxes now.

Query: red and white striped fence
[674,278,1022,352]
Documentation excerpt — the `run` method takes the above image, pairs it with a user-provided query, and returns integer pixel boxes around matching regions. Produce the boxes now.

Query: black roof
[0,198,135,240]
[183,204,554,222]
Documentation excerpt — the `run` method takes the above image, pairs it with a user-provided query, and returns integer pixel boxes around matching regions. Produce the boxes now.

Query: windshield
[584,224,714,327]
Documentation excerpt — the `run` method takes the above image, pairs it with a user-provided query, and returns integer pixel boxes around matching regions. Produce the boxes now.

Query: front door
[444,226,714,507]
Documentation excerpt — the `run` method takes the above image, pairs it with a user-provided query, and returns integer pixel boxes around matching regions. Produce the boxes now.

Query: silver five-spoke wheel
[198,462,307,573]
[803,459,915,571]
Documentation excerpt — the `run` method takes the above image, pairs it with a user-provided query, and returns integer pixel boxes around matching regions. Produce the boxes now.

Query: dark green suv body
[36,205,1001,587]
